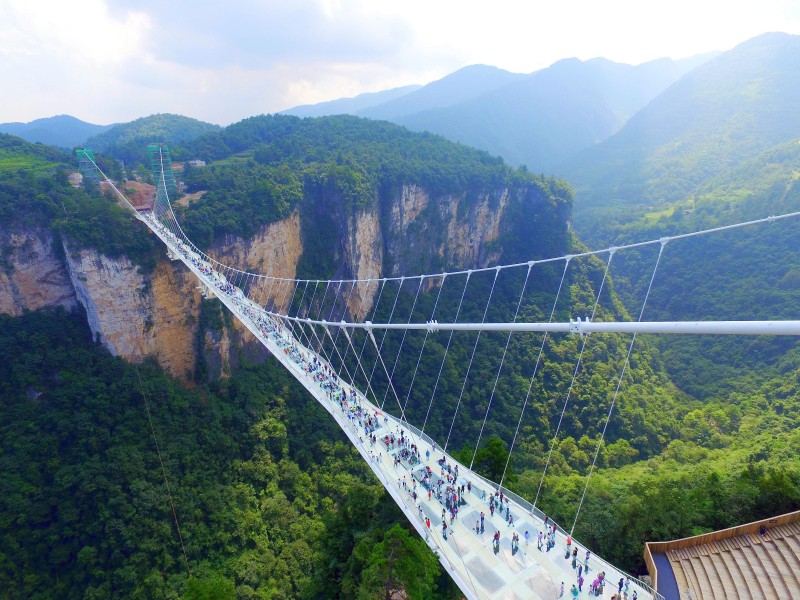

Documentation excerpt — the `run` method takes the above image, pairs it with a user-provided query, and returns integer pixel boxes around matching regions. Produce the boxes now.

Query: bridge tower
[76,149,100,190]
[147,144,177,198]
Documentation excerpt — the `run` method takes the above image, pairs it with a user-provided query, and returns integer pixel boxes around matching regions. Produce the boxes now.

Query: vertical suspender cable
[498,258,570,489]
[470,262,534,468]
[570,240,667,535]
[387,275,424,412]
[533,250,615,510]
[402,275,446,422]
[445,268,501,452]
[422,272,471,437]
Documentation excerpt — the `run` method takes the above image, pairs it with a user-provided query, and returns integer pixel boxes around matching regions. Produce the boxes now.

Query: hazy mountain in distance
[394,53,716,171]
[281,85,421,118]
[0,115,114,148]
[280,54,713,172]
[357,64,526,121]
[559,32,800,229]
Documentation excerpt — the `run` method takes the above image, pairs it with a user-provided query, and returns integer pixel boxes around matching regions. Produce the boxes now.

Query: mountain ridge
[559,31,800,229]
[0,114,114,148]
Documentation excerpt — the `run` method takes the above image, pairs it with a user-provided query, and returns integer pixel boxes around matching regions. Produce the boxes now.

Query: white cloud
[2,0,149,66]
[1,0,799,125]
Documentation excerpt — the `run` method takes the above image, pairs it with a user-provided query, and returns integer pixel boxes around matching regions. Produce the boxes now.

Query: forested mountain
[283,84,421,118]
[85,113,221,168]
[282,54,712,171]
[561,32,800,231]
[1,107,799,598]
[0,114,113,148]
[357,64,526,121]
[0,308,449,599]
[392,54,712,171]
[551,32,800,406]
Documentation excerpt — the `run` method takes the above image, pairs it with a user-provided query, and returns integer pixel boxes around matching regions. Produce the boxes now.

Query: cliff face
[211,210,303,313]
[0,179,568,382]
[384,185,511,276]
[63,244,201,380]
[0,228,76,315]
[296,181,566,320]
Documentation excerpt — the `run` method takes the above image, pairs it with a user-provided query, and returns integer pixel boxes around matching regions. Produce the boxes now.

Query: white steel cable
[422,272,471,436]
[533,250,615,510]
[570,240,667,535]
[445,268,501,453]
[401,275,447,421]
[470,262,535,469]
[499,258,571,490]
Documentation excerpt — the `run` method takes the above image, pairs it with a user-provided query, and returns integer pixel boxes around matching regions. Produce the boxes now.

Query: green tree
[471,436,510,483]
[182,574,235,600]
[357,525,439,600]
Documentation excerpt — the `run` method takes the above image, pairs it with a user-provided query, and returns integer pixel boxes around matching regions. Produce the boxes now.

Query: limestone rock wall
[0,228,77,315]
[63,242,200,380]
[0,180,551,382]
[384,185,513,278]
[211,210,303,313]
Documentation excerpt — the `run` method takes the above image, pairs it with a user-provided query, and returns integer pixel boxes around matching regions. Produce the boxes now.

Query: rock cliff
[0,179,568,382]
[0,228,76,315]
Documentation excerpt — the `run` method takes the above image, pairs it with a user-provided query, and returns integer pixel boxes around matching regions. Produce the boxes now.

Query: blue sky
[1,0,799,125]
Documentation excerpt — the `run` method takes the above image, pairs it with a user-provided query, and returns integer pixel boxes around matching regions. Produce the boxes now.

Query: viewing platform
[646,511,800,600]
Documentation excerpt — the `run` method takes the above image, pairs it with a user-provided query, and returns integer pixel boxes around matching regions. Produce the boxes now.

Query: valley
[1,30,800,600]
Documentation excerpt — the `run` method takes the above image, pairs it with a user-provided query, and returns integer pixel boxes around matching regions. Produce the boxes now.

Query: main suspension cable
[570,240,667,535]
[533,250,615,509]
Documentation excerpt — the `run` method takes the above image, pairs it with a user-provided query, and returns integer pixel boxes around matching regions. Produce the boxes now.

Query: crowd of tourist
[145,212,649,600]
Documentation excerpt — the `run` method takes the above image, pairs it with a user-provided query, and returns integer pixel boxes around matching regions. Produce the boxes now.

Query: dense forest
[0,308,453,599]
[2,103,800,598]
[84,114,221,171]
[175,114,555,253]
[0,133,157,267]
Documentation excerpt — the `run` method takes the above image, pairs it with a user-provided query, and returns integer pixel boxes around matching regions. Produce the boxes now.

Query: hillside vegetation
[0,308,454,599]
[179,114,545,251]
[85,113,221,169]
[562,32,800,231]
[0,134,156,266]
[3,90,800,594]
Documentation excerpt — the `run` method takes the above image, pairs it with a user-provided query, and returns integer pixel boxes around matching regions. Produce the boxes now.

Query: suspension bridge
[82,146,800,600]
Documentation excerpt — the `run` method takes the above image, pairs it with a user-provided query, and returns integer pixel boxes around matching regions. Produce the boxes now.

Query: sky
[1,0,799,126]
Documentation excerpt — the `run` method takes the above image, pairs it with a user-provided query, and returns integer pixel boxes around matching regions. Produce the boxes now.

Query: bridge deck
[141,212,657,600]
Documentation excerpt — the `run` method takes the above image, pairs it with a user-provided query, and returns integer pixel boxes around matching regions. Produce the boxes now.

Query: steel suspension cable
[386,275,424,413]
[291,281,322,353]
[421,272,471,436]
[320,283,359,388]
[444,268,501,452]
[358,327,414,426]
[356,280,386,383]
[378,276,425,409]
[570,241,667,535]
[402,275,447,422]
[362,278,404,408]
[330,280,364,377]
[134,367,191,576]
[470,262,535,469]
[499,258,571,490]
[533,250,616,509]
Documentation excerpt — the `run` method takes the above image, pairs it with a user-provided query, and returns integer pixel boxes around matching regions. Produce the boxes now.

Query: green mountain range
[84,113,221,167]
[282,55,714,171]
[560,32,800,233]
[2,30,800,598]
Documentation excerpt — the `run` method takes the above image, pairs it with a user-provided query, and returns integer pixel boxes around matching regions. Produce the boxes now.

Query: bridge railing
[138,206,663,600]
[382,412,663,600]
